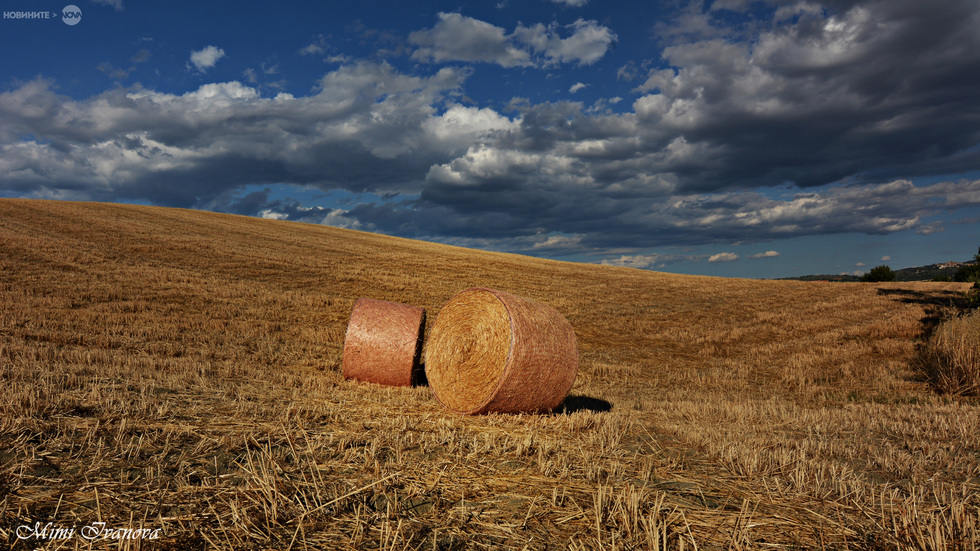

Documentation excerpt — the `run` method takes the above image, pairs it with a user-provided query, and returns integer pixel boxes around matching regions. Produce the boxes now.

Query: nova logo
[62,4,81,25]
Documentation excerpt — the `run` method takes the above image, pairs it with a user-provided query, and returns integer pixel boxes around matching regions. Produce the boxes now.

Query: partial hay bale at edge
[425,287,579,415]
[342,298,426,387]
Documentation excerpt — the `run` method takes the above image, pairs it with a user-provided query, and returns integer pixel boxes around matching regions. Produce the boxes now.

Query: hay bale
[342,298,426,387]
[425,287,578,414]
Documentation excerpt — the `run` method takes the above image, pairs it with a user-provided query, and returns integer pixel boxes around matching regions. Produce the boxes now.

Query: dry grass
[920,309,980,396]
[1,198,978,550]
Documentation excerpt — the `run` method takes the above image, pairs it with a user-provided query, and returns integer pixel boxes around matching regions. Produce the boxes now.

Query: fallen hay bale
[342,298,426,387]
[425,287,578,414]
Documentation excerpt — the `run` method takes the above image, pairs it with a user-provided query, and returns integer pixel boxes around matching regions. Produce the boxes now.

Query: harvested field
[1,198,977,550]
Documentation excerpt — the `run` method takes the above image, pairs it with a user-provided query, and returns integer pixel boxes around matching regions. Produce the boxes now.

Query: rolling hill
[1,199,977,549]
[785,261,977,282]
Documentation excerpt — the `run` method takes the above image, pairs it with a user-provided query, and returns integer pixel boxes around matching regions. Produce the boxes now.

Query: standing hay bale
[342,298,426,387]
[425,287,578,414]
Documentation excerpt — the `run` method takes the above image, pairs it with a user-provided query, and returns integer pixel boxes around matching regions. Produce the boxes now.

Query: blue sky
[2,0,979,278]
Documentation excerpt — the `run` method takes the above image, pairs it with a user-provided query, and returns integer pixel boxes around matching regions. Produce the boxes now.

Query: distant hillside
[784,260,976,282]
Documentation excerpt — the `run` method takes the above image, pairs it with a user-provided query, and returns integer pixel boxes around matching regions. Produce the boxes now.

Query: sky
[1,0,979,278]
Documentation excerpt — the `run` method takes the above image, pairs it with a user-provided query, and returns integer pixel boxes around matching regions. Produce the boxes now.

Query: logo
[62,4,81,25]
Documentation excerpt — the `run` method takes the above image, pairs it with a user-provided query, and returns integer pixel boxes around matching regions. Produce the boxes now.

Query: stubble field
[1,198,977,549]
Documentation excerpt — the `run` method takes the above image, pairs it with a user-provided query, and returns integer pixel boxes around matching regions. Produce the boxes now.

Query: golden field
[0,198,977,550]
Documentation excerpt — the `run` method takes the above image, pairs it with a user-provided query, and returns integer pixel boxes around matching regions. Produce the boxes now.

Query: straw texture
[342,298,426,387]
[425,288,578,414]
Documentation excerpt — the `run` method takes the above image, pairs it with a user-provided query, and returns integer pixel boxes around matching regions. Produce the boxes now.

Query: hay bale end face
[425,288,578,414]
[342,298,426,387]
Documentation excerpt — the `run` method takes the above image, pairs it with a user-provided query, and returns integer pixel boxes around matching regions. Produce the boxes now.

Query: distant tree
[862,265,896,282]
[966,247,980,309]
[953,246,980,283]
[960,268,980,283]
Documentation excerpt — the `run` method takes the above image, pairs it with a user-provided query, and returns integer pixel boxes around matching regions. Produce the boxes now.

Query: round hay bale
[425,287,578,414]
[342,298,426,387]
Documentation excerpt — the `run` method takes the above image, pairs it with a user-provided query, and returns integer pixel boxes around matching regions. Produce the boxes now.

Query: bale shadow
[411,363,428,387]
[554,395,612,414]
[414,372,613,415]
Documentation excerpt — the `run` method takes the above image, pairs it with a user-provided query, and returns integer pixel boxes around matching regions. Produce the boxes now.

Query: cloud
[513,19,617,66]
[131,49,151,64]
[189,46,226,73]
[616,61,640,81]
[365,170,980,252]
[299,35,327,56]
[601,253,692,269]
[749,251,780,259]
[97,62,130,81]
[530,234,583,251]
[409,13,532,67]
[97,49,152,83]
[915,222,944,235]
[709,252,739,262]
[409,13,615,67]
[0,63,508,207]
[550,0,588,6]
[92,0,124,11]
[11,66,970,252]
[378,0,980,252]
[569,82,587,93]
[629,0,980,190]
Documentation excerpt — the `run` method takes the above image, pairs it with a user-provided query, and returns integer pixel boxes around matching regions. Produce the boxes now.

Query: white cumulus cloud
[409,13,531,67]
[189,46,226,73]
[531,234,583,251]
[409,13,615,68]
[513,19,617,66]
[709,252,739,262]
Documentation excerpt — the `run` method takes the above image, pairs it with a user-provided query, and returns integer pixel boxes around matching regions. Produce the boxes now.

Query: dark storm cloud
[635,0,980,189]
[0,63,517,207]
[328,177,980,253]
